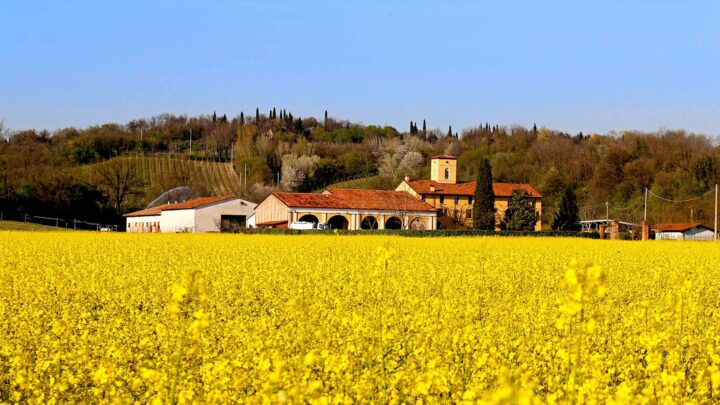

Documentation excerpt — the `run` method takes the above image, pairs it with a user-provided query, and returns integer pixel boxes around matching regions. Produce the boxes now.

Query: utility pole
[606,201,609,221]
[244,163,247,191]
[644,187,648,222]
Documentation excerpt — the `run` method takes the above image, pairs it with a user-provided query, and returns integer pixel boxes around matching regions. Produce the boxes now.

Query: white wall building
[653,223,715,241]
[125,195,256,233]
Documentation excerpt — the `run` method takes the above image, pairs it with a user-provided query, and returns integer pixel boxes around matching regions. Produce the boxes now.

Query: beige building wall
[430,158,457,184]
[254,195,291,224]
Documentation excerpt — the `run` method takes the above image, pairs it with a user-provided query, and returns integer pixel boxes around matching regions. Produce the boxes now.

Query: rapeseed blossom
[1,232,720,403]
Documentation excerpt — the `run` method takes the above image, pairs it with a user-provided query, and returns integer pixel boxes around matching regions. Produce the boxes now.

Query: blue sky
[1,1,719,136]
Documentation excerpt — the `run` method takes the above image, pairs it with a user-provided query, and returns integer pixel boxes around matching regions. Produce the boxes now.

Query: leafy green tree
[472,158,495,230]
[693,155,717,190]
[502,190,537,231]
[552,187,580,231]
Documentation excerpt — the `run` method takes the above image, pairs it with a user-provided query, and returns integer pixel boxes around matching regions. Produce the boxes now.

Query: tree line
[1,113,719,228]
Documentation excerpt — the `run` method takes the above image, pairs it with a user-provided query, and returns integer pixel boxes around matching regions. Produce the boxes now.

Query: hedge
[234,228,600,238]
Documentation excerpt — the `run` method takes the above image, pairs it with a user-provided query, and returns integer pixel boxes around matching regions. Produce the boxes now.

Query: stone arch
[360,216,378,230]
[298,214,319,224]
[385,216,403,230]
[328,215,349,230]
[409,217,426,230]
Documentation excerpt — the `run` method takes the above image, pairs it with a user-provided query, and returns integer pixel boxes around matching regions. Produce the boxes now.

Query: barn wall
[160,210,196,233]
[194,199,256,232]
[126,215,161,233]
[254,195,290,224]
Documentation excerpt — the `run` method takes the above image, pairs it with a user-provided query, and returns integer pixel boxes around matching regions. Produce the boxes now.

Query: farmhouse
[396,154,543,230]
[253,188,438,230]
[125,195,256,233]
[652,223,715,241]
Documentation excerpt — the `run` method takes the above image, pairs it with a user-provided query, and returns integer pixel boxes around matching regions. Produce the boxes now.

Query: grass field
[0,220,69,231]
[1,233,719,403]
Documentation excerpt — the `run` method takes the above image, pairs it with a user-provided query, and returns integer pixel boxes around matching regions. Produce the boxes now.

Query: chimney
[404,173,410,182]
[430,185,435,192]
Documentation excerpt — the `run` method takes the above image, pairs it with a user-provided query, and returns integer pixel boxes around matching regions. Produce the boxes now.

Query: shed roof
[124,195,238,217]
[652,223,714,232]
[405,180,543,198]
[271,189,436,212]
[430,154,458,160]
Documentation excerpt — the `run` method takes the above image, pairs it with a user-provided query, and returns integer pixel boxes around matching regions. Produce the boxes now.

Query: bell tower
[430,154,457,184]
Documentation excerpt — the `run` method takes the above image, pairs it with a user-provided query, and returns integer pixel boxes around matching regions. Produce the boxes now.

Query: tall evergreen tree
[422,119,426,133]
[472,159,495,230]
[324,110,328,129]
[240,112,244,126]
[532,123,538,135]
[447,125,452,138]
[552,187,580,231]
[255,108,260,123]
[221,114,227,123]
[212,111,217,123]
[502,190,537,231]
[272,107,277,120]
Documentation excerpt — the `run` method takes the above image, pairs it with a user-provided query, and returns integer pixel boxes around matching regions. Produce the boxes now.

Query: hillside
[75,155,244,199]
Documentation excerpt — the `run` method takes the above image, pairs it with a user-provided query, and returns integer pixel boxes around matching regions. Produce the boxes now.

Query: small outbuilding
[125,195,256,233]
[652,223,715,241]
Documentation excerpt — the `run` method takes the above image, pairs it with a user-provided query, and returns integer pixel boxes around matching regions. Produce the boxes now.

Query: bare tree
[96,159,144,212]
[0,119,9,142]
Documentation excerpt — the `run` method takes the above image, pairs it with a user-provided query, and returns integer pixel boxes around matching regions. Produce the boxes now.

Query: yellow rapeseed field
[2,232,720,404]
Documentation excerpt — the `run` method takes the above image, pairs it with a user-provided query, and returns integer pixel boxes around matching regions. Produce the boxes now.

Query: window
[439,195,445,204]
[454,195,459,204]
[444,167,449,180]
[421,195,426,202]
[468,196,473,205]
[466,209,473,219]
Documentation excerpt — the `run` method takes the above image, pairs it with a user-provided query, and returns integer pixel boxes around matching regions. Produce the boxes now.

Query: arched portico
[360,216,379,229]
[328,215,349,230]
[385,216,403,230]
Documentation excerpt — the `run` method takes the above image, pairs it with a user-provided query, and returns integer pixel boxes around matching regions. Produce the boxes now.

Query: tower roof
[430,154,457,160]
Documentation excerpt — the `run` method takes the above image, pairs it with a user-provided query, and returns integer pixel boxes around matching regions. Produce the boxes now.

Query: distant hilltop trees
[1,110,719,228]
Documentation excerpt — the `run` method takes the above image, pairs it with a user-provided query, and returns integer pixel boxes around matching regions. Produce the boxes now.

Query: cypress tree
[212,111,217,123]
[472,159,495,230]
[273,107,277,120]
[221,114,227,123]
[447,125,452,138]
[502,190,537,231]
[255,108,260,123]
[240,112,244,126]
[422,119,426,133]
[532,123,538,135]
[552,187,581,231]
[324,110,328,129]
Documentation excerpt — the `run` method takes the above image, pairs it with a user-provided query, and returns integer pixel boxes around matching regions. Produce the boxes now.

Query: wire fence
[0,211,118,231]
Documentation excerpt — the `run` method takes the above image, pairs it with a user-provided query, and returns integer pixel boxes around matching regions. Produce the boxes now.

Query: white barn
[653,223,715,241]
[125,195,256,233]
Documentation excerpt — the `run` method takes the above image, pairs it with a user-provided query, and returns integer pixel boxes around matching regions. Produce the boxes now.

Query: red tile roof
[124,195,237,217]
[123,204,169,217]
[652,223,713,232]
[162,195,236,211]
[405,180,543,198]
[430,154,458,159]
[272,189,436,212]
